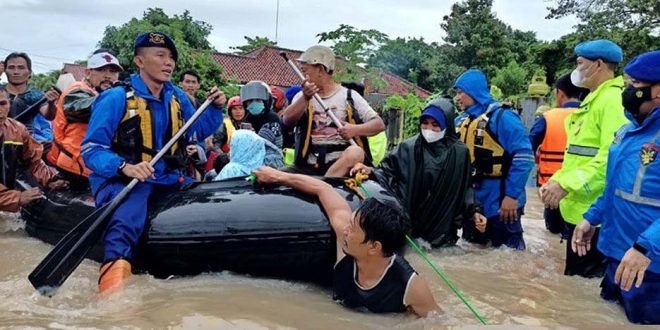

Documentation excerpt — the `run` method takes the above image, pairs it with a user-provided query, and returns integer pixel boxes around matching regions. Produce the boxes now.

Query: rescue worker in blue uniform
[572,50,660,324]
[81,32,225,296]
[454,69,535,250]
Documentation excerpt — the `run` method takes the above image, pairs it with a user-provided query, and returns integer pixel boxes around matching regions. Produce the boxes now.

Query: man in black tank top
[252,167,440,317]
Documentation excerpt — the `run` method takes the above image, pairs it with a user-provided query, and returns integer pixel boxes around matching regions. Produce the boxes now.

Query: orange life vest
[537,107,576,185]
[47,81,97,177]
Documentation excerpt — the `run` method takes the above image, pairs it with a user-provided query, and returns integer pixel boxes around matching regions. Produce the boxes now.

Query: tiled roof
[61,46,431,98]
[215,46,430,98]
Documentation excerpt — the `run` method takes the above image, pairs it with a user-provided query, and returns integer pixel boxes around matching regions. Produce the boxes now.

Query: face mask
[421,129,445,143]
[622,85,653,117]
[570,61,597,88]
[247,102,265,115]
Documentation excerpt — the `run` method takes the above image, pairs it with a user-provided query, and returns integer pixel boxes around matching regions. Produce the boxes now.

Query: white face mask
[570,69,586,88]
[570,61,596,88]
[421,129,445,143]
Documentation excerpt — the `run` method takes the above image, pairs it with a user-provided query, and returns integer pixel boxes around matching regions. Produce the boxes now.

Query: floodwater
[0,188,641,329]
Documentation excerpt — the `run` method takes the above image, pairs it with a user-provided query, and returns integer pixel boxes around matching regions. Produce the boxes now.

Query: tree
[317,24,389,88]
[491,60,529,98]
[441,0,517,79]
[546,0,660,33]
[98,8,228,97]
[30,70,60,92]
[368,37,441,91]
[545,0,660,66]
[230,36,277,54]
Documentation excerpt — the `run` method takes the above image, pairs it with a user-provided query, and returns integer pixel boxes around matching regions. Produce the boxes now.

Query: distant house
[62,45,430,100]
[213,46,430,99]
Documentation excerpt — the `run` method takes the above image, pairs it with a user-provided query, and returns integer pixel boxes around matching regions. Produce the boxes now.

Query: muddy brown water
[0,188,641,329]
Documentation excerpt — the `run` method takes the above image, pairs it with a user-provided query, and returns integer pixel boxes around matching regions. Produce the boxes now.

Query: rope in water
[349,175,488,325]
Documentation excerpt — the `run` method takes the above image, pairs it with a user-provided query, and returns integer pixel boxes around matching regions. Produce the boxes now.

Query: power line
[0,46,76,62]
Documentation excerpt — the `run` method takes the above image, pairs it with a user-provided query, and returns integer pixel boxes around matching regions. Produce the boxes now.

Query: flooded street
[0,188,637,329]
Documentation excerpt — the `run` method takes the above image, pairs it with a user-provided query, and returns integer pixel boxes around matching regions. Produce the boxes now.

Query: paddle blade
[28,205,108,296]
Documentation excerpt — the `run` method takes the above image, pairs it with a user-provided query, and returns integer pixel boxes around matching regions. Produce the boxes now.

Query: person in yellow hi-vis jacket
[540,39,630,278]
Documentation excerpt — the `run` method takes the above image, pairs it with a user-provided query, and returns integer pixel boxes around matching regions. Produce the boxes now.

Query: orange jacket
[47,81,97,176]
[0,118,57,212]
[537,107,575,185]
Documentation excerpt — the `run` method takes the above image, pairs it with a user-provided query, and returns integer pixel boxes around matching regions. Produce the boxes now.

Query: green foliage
[30,70,60,91]
[317,24,390,91]
[491,60,529,98]
[230,36,277,54]
[441,0,517,79]
[368,37,439,91]
[546,0,660,34]
[384,93,425,139]
[98,7,226,94]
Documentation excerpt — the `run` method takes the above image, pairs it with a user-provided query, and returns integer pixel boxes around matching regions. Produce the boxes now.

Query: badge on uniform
[640,143,659,166]
[149,33,165,44]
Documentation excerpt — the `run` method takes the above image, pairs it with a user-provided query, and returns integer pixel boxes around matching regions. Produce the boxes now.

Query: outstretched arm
[252,167,352,262]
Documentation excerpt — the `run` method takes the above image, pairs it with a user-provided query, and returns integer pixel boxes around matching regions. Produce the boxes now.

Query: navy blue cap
[574,39,623,63]
[624,50,660,83]
[420,105,447,130]
[133,32,178,62]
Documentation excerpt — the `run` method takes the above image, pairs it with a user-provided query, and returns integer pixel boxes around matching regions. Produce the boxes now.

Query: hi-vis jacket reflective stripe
[47,81,97,177]
[537,107,575,185]
[584,107,660,274]
[550,76,630,224]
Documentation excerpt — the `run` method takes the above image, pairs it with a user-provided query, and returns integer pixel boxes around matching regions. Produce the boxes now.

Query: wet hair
[213,153,230,174]
[554,73,589,100]
[356,197,411,256]
[179,70,201,83]
[4,52,32,72]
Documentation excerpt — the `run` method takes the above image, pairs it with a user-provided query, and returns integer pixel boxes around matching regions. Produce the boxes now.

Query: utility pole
[275,0,280,44]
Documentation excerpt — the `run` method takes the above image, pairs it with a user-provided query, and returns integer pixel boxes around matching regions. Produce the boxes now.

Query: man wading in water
[252,166,440,317]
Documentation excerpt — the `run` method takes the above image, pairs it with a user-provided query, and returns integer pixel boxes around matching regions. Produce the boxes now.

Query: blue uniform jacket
[81,74,223,194]
[584,107,660,274]
[454,70,535,218]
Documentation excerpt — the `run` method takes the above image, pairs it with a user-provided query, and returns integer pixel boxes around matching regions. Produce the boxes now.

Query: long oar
[14,73,76,121]
[279,51,357,148]
[28,98,214,296]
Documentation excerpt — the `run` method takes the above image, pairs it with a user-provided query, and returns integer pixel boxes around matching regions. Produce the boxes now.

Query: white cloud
[0,0,577,73]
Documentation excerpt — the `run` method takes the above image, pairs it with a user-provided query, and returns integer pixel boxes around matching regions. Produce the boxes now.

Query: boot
[98,259,132,298]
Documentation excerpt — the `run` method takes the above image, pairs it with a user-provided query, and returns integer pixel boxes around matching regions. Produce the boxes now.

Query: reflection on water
[0,189,637,329]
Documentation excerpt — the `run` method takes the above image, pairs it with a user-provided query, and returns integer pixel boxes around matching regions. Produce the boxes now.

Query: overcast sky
[0,0,577,74]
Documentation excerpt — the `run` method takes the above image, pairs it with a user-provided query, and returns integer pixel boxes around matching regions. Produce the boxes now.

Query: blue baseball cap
[574,39,623,63]
[624,50,660,83]
[134,32,178,62]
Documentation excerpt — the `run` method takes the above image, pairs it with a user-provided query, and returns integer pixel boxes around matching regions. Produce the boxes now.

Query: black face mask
[622,85,653,117]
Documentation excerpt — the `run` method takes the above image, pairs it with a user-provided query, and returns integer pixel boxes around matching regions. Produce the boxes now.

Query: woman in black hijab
[351,98,485,247]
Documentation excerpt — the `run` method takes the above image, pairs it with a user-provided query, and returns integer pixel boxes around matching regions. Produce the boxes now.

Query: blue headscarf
[215,130,265,180]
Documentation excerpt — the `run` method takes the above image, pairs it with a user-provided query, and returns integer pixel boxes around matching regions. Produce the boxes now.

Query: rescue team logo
[149,33,165,44]
[640,143,659,166]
